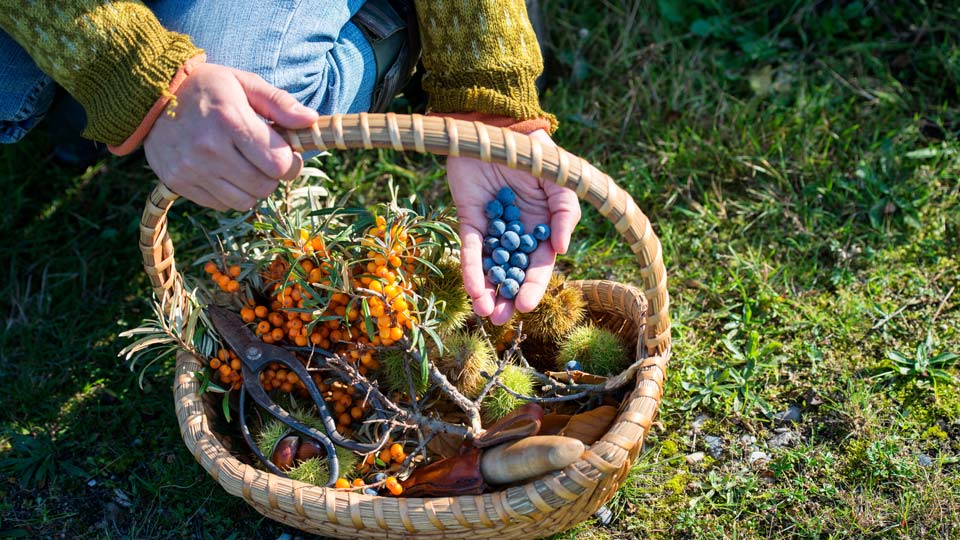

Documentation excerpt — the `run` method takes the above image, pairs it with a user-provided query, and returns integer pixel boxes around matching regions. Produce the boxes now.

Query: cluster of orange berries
[333,474,403,496]
[358,442,408,476]
[203,261,242,293]
[209,348,243,390]
[317,379,370,435]
[258,362,308,395]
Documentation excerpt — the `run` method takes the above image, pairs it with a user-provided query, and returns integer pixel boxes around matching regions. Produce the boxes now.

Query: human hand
[447,129,581,326]
[144,63,319,211]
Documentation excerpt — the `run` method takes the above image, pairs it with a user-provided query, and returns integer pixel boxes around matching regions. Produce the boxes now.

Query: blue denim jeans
[0,0,378,143]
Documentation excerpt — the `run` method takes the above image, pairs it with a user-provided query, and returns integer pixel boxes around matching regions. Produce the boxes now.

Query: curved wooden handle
[138,113,670,355]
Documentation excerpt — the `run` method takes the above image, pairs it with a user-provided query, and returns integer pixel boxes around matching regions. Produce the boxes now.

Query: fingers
[232,69,318,128]
[545,182,581,254]
[232,107,304,181]
[513,245,556,313]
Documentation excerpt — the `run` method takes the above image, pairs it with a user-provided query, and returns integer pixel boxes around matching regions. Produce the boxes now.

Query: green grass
[2,0,960,538]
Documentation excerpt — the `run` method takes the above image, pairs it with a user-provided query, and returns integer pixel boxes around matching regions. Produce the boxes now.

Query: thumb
[233,69,318,129]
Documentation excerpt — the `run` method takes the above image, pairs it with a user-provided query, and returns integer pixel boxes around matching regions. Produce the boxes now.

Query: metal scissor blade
[206,304,264,362]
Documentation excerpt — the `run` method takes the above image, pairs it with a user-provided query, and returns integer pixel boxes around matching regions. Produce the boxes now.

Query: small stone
[685,451,706,465]
[505,266,525,284]
[484,200,504,219]
[509,252,529,270]
[748,451,769,465]
[496,187,516,205]
[775,406,802,426]
[500,231,520,251]
[704,435,723,458]
[768,430,800,450]
[692,414,710,430]
[486,219,506,237]
[500,278,520,299]
[532,223,550,241]
[918,454,934,468]
[503,205,521,222]
[487,266,506,285]
[492,248,510,265]
[506,220,524,235]
[518,234,537,253]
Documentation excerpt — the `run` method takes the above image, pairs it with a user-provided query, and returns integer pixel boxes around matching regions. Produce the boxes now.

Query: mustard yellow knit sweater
[0,0,553,146]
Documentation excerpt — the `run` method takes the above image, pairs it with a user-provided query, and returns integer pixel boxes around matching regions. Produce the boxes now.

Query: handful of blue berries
[482,187,551,300]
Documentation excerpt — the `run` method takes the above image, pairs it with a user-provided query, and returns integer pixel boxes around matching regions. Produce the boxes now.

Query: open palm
[446,130,581,326]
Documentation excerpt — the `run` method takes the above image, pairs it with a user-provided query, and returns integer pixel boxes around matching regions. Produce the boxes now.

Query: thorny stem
[324,353,470,438]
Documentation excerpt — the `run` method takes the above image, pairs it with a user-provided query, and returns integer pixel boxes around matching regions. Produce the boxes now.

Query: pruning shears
[206,304,390,486]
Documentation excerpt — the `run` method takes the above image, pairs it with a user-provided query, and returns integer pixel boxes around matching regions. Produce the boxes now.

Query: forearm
[0,0,202,145]
[414,0,556,131]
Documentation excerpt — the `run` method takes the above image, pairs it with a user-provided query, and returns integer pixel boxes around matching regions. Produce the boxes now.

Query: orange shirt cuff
[108,53,207,156]
[429,111,552,135]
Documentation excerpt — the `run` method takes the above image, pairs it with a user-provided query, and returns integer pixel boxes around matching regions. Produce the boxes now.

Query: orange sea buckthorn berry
[352,478,365,487]
[203,261,218,274]
[389,444,404,461]
[226,280,241,293]
[335,478,350,489]
[228,265,241,278]
[379,449,392,464]
[389,326,403,341]
[254,305,268,319]
[240,307,256,323]
[271,328,285,342]
[256,321,271,335]
[209,358,222,370]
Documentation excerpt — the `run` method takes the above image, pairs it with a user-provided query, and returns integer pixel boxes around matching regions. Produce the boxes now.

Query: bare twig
[932,286,955,324]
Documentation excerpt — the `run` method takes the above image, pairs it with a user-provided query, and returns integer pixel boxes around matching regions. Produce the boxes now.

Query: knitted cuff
[108,54,207,156]
[430,111,552,135]
[79,31,203,146]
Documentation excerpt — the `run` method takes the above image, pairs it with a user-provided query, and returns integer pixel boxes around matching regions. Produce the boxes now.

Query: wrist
[108,53,207,156]
[428,111,553,135]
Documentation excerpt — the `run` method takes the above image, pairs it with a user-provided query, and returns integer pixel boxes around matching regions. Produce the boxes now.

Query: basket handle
[138,113,670,355]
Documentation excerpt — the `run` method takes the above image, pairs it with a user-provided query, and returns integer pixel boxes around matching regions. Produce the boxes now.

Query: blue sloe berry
[491,248,511,265]
[502,204,521,222]
[505,266,525,283]
[486,219,506,237]
[533,224,551,241]
[565,360,583,371]
[500,230,520,251]
[482,237,499,255]
[518,234,537,253]
[364,488,379,496]
[482,257,495,273]
[500,278,520,299]
[487,266,506,285]
[496,187,516,205]
[372,473,387,482]
[484,200,503,219]
[506,220,524,235]
[509,252,529,270]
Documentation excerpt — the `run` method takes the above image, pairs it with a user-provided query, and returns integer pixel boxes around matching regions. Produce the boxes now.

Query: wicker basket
[137,113,670,539]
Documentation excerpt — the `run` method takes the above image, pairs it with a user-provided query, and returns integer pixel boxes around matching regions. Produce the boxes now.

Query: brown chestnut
[271,435,299,470]
[295,439,323,463]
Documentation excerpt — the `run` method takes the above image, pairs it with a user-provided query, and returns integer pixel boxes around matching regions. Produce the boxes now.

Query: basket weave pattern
[140,113,670,539]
